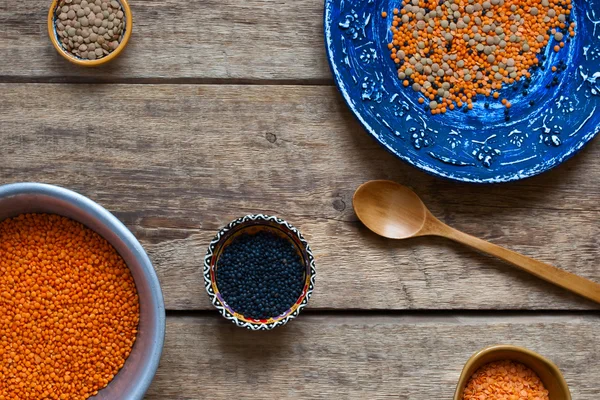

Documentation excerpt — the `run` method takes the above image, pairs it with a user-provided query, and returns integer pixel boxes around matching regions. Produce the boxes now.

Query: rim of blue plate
[323,0,600,184]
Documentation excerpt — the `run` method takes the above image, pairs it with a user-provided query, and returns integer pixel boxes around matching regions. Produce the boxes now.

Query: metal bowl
[0,183,165,400]
[204,214,316,330]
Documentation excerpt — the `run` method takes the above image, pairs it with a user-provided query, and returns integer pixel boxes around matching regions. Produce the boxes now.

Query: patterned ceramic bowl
[48,0,133,67]
[204,214,316,330]
[454,345,571,400]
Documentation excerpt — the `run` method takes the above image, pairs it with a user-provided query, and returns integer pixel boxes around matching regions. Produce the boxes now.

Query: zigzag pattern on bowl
[203,214,316,331]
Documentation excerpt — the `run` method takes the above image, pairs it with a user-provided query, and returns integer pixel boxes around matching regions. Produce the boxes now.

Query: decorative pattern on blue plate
[325,0,600,183]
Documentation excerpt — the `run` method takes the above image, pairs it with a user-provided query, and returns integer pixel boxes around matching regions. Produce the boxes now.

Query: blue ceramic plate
[325,0,600,183]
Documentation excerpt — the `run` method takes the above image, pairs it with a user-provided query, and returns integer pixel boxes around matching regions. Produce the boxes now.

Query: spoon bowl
[353,180,600,304]
[353,180,428,239]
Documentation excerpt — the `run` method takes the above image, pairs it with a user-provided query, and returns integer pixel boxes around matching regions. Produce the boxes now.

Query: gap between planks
[165,309,600,322]
[0,76,335,86]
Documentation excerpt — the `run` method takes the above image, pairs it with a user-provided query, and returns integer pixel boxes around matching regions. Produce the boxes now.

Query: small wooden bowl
[47,0,133,67]
[204,214,316,330]
[454,345,571,400]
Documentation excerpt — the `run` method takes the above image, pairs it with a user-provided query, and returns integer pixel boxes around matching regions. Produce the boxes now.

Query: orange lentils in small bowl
[0,213,139,399]
[383,0,576,114]
[463,360,549,400]
[454,345,572,400]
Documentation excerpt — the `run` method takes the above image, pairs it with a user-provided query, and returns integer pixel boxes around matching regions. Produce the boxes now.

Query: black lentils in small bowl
[216,230,306,320]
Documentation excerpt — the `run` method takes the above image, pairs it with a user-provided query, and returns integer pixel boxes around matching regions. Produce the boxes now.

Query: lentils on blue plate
[216,231,306,320]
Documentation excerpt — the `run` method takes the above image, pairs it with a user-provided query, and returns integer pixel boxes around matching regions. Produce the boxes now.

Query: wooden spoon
[353,180,600,304]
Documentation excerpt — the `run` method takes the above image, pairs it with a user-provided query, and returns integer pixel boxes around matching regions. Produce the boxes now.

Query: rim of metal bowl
[203,214,316,330]
[0,182,165,400]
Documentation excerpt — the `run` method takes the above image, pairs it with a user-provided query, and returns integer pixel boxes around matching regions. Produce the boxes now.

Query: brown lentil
[384,0,576,113]
[0,214,139,399]
[54,0,125,61]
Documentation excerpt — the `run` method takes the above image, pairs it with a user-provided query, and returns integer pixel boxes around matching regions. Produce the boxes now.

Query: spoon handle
[435,222,600,304]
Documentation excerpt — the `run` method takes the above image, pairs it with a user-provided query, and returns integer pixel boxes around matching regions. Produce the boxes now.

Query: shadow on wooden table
[214,321,299,362]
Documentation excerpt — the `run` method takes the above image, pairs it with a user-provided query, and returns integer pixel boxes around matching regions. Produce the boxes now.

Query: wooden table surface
[1,1,599,398]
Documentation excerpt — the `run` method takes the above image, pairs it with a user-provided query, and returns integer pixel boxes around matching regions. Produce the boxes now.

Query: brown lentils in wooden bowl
[54,0,125,61]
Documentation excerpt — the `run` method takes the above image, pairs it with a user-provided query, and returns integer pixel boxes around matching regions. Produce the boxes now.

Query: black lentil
[216,231,306,320]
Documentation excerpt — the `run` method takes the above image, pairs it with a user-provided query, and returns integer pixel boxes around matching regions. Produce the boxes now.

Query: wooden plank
[0,0,329,82]
[1,84,598,310]
[146,314,600,399]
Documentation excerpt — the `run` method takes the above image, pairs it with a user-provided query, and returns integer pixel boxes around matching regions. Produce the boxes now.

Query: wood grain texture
[438,221,600,305]
[0,0,329,82]
[1,84,598,310]
[146,314,600,399]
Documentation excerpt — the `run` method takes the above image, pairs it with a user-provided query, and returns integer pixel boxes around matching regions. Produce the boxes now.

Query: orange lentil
[381,11,387,18]
[462,360,550,400]
[0,214,139,400]
[386,0,575,114]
